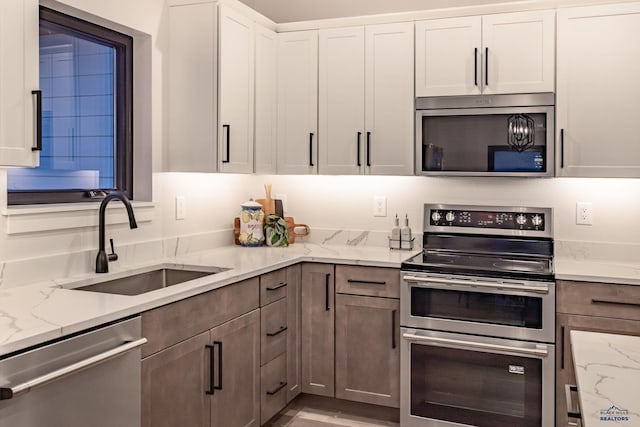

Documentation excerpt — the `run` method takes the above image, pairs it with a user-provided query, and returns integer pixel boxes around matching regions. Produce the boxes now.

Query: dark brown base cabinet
[141,278,261,427]
[301,263,400,408]
[556,280,640,427]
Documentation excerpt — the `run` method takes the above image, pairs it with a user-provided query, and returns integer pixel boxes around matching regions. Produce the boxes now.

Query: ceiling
[237,0,520,23]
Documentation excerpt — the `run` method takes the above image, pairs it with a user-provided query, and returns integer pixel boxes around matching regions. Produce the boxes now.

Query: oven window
[410,344,542,427]
[411,287,542,329]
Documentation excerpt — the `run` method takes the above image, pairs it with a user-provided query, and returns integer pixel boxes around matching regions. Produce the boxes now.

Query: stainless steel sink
[72,265,229,296]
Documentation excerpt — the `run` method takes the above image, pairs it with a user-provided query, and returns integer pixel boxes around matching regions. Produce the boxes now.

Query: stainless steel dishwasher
[0,316,146,427]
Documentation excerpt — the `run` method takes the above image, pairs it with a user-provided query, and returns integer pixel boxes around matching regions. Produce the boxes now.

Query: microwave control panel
[429,209,545,231]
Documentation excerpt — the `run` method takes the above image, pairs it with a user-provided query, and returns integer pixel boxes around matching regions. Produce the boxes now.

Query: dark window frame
[8,6,133,205]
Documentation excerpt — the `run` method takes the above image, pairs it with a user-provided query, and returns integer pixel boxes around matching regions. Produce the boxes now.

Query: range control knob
[445,211,456,222]
[532,215,543,227]
[516,214,527,226]
[431,211,442,222]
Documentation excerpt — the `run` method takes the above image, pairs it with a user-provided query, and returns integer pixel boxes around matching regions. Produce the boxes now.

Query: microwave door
[415,105,554,177]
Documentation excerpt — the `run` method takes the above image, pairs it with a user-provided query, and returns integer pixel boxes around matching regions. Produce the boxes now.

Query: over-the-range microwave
[415,93,555,177]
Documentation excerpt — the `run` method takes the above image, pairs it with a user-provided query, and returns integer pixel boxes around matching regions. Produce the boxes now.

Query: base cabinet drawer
[260,353,288,424]
[335,265,399,298]
[261,298,288,364]
[557,280,640,320]
[260,269,288,306]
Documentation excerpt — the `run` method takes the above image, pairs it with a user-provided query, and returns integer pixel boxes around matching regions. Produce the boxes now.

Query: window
[7,7,133,205]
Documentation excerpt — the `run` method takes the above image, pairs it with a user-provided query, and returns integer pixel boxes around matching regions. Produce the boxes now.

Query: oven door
[401,272,555,343]
[400,328,554,427]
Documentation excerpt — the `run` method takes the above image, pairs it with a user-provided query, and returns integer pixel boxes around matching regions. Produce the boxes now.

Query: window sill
[2,201,155,235]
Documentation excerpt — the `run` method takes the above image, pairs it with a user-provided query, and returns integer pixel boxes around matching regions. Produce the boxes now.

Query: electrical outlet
[176,196,186,220]
[576,202,593,225]
[373,196,387,217]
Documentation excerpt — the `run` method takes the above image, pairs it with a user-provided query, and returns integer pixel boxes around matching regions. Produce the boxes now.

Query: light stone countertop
[555,258,640,286]
[571,330,640,427]
[0,243,419,356]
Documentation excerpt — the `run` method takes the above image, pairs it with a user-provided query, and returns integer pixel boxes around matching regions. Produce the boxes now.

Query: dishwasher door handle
[0,337,148,400]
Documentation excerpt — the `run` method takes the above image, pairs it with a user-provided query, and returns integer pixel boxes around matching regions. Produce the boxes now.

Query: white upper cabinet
[365,23,414,175]
[556,2,640,177]
[168,2,218,172]
[318,23,414,175]
[254,24,277,174]
[0,0,39,167]
[218,5,254,173]
[415,10,555,97]
[318,27,365,175]
[276,31,318,174]
[415,17,482,97]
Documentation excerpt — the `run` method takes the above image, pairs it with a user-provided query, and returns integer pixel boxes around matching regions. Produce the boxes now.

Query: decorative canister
[239,199,264,246]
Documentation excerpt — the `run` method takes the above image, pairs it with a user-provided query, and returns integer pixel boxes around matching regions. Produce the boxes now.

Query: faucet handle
[108,238,118,262]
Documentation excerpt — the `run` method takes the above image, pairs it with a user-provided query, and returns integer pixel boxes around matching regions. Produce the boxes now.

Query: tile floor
[264,395,400,427]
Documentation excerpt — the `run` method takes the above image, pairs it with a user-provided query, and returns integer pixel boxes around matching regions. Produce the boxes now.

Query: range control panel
[429,208,545,231]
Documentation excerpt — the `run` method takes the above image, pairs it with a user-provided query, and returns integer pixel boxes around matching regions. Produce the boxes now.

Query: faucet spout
[96,192,138,273]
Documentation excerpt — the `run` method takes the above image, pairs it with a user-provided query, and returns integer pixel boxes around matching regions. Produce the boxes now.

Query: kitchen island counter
[571,330,640,427]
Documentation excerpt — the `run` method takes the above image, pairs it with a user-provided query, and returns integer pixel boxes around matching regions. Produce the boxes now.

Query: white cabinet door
[254,25,277,174]
[0,0,39,167]
[365,22,414,175]
[557,3,640,177]
[276,31,318,174]
[219,5,254,173]
[318,27,365,175]
[168,2,217,172]
[482,10,555,94]
[415,16,481,97]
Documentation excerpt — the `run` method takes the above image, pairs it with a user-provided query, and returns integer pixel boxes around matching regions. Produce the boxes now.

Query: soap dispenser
[391,214,401,249]
[401,214,413,249]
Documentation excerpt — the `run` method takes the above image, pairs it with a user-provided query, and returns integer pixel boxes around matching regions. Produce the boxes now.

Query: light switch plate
[176,196,186,220]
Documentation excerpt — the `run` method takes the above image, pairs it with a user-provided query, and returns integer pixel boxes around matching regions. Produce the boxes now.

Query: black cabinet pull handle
[357,132,362,167]
[309,133,314,166]
[347,279,386,286]
[560,325,565,370]
[266,282,287,291]
[31,90,42,151]
[474,48,478,86]
[484,47,489,87]
[366,132,371,167]
[325,273,331,311]
[592,298,640,308]
[266,381,288,396]
[391,309,397,349]
[222,125,230,163]
[560,128,565,169]
[205,344,216,395]
[214,341,222,390]
[565,384,582,419]
[267,326,288,337]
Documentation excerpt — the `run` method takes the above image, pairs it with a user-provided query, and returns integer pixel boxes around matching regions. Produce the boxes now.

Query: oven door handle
[402,275,550,294]
[402,333,548,357]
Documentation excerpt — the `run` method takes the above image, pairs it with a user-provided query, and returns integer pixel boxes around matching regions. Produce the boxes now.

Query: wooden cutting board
[255,183,275,216]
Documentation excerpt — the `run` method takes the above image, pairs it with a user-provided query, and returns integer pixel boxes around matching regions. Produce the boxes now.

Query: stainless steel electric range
[400,204,555,427]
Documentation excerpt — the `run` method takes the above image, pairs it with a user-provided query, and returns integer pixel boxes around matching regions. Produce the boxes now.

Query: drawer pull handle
[266,381,287,395]
[565,384,582,419]
[266,282,287,291]
[592,298,640,308]
[347,279,386,286]
[266,326,288,337]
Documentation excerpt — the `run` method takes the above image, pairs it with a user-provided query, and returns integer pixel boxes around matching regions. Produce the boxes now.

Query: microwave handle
[402,332,548,357]
[402,274,550,294]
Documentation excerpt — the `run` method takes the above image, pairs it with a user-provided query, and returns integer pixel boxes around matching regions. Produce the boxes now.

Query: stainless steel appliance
[415,93,555,177]
[400,204,555,427]
[0,317,146,427]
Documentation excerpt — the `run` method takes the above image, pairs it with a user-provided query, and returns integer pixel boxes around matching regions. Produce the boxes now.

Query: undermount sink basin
[72,264,229,296]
